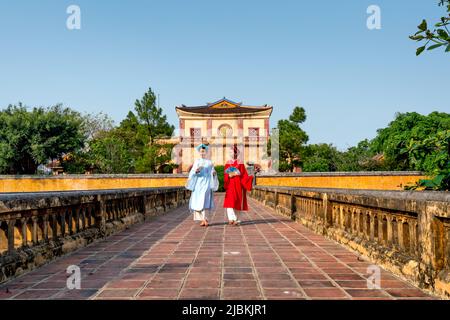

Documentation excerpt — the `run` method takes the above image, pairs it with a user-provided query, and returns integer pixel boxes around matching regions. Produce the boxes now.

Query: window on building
[248,128,260,137]
[190,128,201,137]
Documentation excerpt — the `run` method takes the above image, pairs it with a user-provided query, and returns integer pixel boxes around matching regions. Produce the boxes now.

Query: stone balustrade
[0,187,190,283]
[250,186,450,298]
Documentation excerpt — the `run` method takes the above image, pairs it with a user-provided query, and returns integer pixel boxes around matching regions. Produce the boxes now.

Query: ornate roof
[176,97,273,115]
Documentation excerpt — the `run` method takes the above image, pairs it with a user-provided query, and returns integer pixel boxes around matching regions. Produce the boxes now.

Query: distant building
[173,98,273,173]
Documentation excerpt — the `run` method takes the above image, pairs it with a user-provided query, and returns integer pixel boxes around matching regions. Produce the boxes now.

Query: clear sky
[0,0,448,150]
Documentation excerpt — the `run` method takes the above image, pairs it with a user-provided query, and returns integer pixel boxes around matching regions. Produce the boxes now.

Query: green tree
[277,106,309,172]
[129,88,176,173]
[70,88,177,174]
[410,0,450,55]
[0,104,85,174]
[82,112,115,141]
[62,112,117,174]
[302,143,341,172]
[134,88,174,145]
[337,139,382,171]
[88,131,134,174]
[135,143,174,173]
[404,130,450,190]
[370,112,450,170]
[61,150,91,174]
[116,111,148,161]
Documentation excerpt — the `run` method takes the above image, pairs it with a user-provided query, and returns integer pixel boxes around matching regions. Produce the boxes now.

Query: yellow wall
[212,119,238,136]
[256,174,428,190]
[243,118,265,136]
[0,176,186,193]
[183,119,208,137]
[0,173,428,193]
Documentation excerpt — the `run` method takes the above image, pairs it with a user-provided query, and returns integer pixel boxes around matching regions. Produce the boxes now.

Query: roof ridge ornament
[206,97,242,108]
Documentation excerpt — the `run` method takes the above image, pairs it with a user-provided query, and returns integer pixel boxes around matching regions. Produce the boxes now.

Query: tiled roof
[176,98,272,115]
[176,105,272,114]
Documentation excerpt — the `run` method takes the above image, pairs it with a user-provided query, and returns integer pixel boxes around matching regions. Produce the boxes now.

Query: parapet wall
[255,171,427,190]
[250,186,450,298]
[0,171,427,193]
[0,174,187,193]
[0,187,190,283]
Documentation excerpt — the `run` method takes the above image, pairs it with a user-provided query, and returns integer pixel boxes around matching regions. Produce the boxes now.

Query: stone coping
[0,186,185,199]
[256,171,424,177]
[254,185,450,201]
[253,186,450,217]
[0,187,187,213]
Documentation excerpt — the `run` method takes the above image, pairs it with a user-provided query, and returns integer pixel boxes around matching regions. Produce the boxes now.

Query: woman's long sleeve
[188,160,198,179]
[240,164,253,191]
[224,163,230,190]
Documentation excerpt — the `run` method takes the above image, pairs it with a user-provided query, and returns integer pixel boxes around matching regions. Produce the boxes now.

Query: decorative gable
[207,98,242,109]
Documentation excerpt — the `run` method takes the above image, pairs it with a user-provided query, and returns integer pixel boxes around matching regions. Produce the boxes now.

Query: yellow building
[174,98,273,173]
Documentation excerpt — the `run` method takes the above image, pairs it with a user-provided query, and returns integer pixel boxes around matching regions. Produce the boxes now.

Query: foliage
[277,162,292,173]
[61,150,91,174]
[215,165,225,192]
[115,111,148,161]
[88,132,134,174]
[300,140,385,173]
[0,103,85,174]
[302,144,340,172]
[82,112,115,141]
[277,106,309,172]
[62,87,176,174]
[134,87,174,145]
[338,139,384,171]
[370,112,450,171]
[410,0,450,55]
[404,130,450,190]
[135,143,174,173]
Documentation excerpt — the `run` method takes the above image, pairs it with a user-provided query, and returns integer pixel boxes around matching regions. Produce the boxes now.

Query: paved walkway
[0,194,436,300]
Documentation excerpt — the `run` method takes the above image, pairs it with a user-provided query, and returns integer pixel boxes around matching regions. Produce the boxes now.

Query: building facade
[174,98,273,173]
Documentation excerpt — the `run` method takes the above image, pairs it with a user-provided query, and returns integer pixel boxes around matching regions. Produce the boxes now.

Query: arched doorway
[218,124,233,138]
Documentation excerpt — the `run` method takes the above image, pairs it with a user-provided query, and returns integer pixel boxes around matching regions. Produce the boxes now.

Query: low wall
[0,171,427,193]
[0,187,190,283]
[255,171,427,190]
[250,186,450,298]
[0,174,187,193]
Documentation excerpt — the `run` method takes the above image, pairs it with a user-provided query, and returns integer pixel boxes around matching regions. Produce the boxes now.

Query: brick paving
[0,194,438,300]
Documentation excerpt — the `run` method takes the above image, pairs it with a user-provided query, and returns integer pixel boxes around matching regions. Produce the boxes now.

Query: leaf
[416,46,426,56]
[410,35,425,41]
[437,29,449,39]
[418,19,428,31]
[446,44,450,52]
[427,43,445,50]
[421,179,437,188]
[433,174,445,185]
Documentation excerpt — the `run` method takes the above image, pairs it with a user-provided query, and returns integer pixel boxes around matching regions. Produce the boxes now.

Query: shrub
[215,165,225,192]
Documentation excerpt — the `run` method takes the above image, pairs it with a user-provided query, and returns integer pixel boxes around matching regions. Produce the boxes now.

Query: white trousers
[193,210,207,221]
[226,208,239,221]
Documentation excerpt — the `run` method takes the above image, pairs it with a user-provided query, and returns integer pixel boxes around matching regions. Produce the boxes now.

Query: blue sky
[0,0,448,150]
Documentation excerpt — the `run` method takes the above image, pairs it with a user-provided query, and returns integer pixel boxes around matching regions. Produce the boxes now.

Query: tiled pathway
[0,194,437,300]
